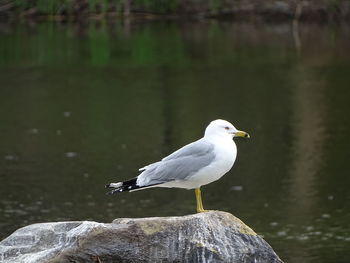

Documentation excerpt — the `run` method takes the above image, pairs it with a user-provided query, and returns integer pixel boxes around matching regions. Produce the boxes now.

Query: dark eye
[224,126,229,130]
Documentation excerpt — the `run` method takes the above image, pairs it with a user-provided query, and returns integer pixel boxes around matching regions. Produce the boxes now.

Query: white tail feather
[109,182,122,188]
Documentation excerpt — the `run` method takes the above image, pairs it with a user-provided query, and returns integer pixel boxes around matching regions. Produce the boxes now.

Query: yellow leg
[195,188,207,213]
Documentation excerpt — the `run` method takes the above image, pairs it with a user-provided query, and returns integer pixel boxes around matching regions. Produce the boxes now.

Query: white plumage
[106,119,250,212]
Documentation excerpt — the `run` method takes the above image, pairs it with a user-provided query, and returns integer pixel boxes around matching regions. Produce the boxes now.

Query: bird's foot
[196,208,209,213]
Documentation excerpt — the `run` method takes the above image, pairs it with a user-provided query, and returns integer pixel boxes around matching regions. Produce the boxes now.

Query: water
[1,20,350,263]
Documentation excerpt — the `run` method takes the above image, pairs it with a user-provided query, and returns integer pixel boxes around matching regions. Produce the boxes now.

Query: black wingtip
[105,184,111,189]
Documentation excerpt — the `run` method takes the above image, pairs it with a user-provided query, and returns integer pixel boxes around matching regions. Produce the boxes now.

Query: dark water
[0,20,350,263]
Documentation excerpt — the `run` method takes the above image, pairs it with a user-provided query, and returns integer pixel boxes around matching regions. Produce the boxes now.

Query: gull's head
[204,119,250,139]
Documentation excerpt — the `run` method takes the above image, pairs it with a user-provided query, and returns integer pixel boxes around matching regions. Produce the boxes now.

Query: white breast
[211,138,237,176]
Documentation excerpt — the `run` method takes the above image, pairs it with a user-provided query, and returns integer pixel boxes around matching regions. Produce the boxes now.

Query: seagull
[106,119,250,213]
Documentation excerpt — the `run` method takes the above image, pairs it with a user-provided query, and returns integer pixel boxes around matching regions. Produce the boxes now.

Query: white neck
[204,132,233,142]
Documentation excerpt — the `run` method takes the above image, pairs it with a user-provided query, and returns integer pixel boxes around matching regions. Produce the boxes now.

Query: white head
[204,119,250,139]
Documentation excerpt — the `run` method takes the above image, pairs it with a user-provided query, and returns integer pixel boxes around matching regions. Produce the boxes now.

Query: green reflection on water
[0,21,350,263]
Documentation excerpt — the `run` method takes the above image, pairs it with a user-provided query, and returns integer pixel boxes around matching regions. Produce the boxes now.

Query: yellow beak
[234,130,250,138]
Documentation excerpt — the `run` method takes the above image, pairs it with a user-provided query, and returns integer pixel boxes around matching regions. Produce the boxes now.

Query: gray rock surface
[0,211,283,263]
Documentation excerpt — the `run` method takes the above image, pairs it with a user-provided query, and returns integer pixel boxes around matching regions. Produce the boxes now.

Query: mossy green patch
[138,221,166,235]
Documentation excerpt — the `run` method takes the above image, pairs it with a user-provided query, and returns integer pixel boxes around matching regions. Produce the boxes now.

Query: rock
[0,211,283,263]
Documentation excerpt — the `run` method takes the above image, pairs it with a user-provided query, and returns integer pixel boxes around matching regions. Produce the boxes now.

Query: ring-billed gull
[106,119,250,212]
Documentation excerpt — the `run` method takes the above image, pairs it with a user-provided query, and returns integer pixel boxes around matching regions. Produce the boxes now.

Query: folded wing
[137,139,215,187]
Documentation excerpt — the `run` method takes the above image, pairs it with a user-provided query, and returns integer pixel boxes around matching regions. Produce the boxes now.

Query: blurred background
[0,10,350,263]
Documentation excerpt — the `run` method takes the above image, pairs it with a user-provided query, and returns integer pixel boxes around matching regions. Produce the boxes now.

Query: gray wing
[137,139,215,186]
